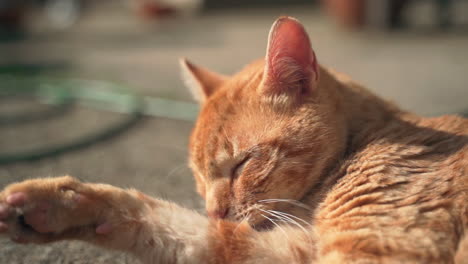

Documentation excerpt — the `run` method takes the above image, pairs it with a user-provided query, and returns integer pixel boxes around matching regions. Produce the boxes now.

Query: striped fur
[0,16,467,263]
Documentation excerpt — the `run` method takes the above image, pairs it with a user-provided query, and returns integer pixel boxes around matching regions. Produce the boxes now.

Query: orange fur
[0,16,467,264]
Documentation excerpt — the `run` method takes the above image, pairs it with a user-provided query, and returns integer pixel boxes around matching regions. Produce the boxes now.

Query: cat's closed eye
[231,156,250,179]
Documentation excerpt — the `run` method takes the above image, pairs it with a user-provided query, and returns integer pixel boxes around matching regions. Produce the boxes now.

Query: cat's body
[0,17,467,263]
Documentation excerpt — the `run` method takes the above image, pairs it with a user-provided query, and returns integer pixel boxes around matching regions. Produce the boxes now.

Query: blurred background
[0,0,467,263]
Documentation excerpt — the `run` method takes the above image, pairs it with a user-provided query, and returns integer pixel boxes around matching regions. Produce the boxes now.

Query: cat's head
[181,17,347,227]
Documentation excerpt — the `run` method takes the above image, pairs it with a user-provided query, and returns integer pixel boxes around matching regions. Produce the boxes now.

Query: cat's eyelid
[231,155,251,179]
[218,146,258,178]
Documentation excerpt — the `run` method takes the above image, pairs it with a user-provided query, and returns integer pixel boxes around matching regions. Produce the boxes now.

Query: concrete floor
[0,2,467,263]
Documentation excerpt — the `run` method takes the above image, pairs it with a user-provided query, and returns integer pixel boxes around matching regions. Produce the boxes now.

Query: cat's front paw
[0,176,103,244]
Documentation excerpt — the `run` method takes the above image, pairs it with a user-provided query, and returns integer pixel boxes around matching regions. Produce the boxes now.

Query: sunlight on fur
[1,16,467,264]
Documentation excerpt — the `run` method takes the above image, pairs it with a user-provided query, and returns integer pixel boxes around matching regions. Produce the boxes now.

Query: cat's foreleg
[0,176,148,247]
[0,176,211,263]
[0,176,314,264]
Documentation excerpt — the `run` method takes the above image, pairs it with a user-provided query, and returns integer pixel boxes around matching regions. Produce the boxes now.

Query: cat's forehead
[189,59,296,170]
[192,100,287,155]
[220,59,265,97]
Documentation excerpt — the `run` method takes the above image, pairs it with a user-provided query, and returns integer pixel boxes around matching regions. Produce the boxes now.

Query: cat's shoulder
[345,114,467,174]
[418,114,468,136]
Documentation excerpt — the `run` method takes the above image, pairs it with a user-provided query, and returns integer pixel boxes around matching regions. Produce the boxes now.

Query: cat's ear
[179,58,227,103]
[261,17,319,99]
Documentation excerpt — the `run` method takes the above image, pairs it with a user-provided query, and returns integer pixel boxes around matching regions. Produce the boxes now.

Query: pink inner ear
[265,17,318,88]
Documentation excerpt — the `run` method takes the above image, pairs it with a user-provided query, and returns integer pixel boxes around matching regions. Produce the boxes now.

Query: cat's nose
[207,208,229,219]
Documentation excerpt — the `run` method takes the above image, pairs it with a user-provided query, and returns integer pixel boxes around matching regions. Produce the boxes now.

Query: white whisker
[258,199,311,210]
[233,214,250,233]
[258,208,302,231]
[259,213,289,241]
[267,210,309,233]
[163,164,189,180]
[269,210,312,227]
[266,210,313,242]
[262,209,305,230]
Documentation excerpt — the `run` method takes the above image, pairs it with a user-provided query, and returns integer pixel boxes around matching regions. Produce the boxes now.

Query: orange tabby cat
[0,17,467,264]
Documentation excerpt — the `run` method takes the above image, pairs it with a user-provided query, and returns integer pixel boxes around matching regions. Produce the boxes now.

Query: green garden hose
[0,75,198,164]
[1,70,466,164]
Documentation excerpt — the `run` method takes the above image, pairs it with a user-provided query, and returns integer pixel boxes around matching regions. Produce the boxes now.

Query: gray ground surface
[0,2,467,263]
